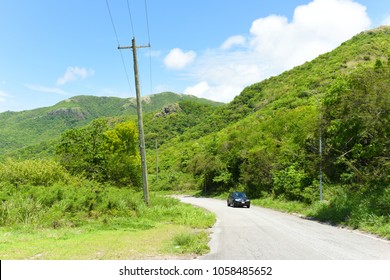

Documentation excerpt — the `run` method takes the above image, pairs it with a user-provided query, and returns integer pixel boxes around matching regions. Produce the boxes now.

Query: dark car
[227,192,250,208]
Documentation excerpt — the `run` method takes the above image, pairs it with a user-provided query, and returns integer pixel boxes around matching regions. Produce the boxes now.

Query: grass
[358,217,390,240]
[0,160,216,259]
[0,186,216,259]
[0,224,202,260]
[0,196,214,259]
[0,204,215,260]
[170,231,210,255]
[251,196,310,214]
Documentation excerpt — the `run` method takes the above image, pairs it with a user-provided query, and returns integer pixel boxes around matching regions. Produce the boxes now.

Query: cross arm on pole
[118,38,150,50]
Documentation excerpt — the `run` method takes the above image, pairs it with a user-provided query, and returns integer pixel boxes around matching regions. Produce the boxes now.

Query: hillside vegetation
[0,92,222,159]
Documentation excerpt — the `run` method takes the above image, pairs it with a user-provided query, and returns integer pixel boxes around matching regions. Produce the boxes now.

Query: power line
[105,0,120,45]
[144,0,153,95]
[105,0,134,95]
[105,0,153,96]
[144,0,151,45]
[126,0,135,38]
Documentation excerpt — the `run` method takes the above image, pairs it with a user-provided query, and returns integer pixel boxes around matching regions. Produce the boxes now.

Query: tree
[57,119,108,180]
[323,66,390,191]
[104,122,141,187]
[240,148,273,198]
[57,119,141,187]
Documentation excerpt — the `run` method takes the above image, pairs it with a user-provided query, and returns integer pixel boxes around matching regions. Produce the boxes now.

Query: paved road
[177,196,390,260]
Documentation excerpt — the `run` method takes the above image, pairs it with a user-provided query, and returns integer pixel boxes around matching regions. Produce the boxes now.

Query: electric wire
[105,0,153,96]
[144,0,151,45]
[126,0,135,38]
[105,0,120,45]
[144,0,153,95]
[105,0,134,95]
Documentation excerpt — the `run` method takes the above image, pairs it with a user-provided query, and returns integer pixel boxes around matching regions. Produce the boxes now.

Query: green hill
[144,27,390,152]
[0,92,223,158]
[206,26,390,127]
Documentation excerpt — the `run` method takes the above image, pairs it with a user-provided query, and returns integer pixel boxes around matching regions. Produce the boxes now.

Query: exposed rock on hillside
[154,103,182,117]
[48,107,87,120]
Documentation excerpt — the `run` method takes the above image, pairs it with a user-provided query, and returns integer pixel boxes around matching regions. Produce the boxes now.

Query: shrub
[0,158,70,187]
[273,164,312,202]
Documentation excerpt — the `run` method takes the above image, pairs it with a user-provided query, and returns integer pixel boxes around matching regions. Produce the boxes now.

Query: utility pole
[305,91,323,201]
[119,38,150,206]
[318,98,323,202]
[155,139,158,182]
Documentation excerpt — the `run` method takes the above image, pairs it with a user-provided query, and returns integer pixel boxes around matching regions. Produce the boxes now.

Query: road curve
[177,196,390,260]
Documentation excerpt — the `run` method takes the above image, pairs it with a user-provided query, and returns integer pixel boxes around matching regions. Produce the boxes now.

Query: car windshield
[234,192,247,199]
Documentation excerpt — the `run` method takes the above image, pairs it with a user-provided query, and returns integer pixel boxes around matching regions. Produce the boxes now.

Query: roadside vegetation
[0,159,215,259]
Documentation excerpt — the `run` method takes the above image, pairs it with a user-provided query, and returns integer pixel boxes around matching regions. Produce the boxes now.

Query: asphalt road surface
[177,196,390,260]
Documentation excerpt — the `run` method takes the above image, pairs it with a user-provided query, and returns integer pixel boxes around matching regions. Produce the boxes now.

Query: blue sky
[0,0,389,112]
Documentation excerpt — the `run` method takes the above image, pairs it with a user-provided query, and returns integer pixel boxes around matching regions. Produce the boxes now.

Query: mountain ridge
[0,92,223,157]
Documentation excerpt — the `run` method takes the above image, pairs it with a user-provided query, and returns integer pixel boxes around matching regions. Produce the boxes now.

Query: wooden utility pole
[155,139,158,182]
[119,37,150,206]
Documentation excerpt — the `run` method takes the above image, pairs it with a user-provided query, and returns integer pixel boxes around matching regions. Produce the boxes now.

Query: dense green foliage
[323,67,390,191]
[56,119,141,187]
[144,100,223,148]
[0,158,71,187]
[0,92,223,159]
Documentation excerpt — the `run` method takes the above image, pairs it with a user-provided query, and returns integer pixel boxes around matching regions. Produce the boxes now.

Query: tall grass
[0,159,215,230]
[0,185,215,230]
[0,181,138,228]
[306,187,390,238]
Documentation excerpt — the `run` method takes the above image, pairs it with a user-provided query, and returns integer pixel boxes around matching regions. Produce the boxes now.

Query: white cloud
[185,82,243,103]
[25,84,70,95]
[180,0,371,103]
[184,81,209,97]
[221,35,246,50]
[56,66,94,85]
[249,0,371,70]
[164,48,197,70]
